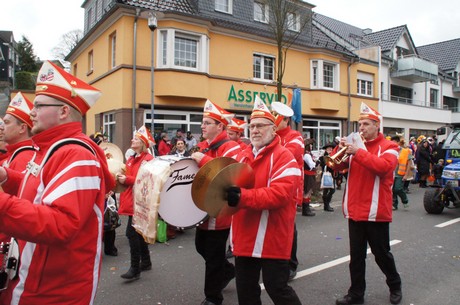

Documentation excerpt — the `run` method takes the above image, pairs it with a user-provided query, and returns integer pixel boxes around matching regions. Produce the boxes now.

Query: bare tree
[257,0,312,99]
[51,29,83,60]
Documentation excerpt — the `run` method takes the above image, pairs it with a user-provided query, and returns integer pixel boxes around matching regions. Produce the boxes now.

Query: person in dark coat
[416,139,432,188]
[318,143,336,211]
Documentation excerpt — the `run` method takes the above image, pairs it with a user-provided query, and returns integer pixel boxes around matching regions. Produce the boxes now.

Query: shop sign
[227,85,287,109]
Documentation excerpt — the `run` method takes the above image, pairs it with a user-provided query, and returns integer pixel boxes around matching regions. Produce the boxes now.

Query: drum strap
[201,139,230,154]
[4,146,36,168]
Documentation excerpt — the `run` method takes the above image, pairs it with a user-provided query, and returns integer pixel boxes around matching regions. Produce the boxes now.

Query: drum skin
[158,156,207,228]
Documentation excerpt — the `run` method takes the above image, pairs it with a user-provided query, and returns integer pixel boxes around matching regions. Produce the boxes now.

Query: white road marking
[434,217,460,228]
[260,239,402,290]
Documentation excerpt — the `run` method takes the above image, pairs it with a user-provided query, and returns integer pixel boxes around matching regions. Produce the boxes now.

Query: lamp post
[148,12,157,136]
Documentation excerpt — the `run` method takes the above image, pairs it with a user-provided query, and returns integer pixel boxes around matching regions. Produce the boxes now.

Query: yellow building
[68,0,379,153]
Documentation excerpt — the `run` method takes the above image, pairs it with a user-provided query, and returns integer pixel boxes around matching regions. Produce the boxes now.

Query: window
[175,35,197,68]
[390,85,412,104]
[103,112,116,142]
[443,96,458,112]
[254,1,269,23]
[87,50,93,74]
[109,32,116,68]
[357,72,374,96]
[430,88,438,108]
[87,8,93,28]
[158,29,208,72]
[253,54,275,81]
[287,12,300,32]
[302,119,341,152]
[310,60,339,90]
[215,0,232,14]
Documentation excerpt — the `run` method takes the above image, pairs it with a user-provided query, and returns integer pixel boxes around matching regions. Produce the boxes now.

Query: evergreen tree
[16,36,39,72]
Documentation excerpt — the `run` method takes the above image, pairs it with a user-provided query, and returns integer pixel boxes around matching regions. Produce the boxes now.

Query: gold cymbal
[192,157,237,210]
[100,142,123,162]
[203,163,255,218]
[107,158,127,193]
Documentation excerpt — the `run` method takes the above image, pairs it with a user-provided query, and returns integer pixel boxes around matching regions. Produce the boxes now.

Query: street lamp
[148,12,157,137]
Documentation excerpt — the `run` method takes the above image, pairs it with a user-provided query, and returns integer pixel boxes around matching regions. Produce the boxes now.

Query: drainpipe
[347,60,354,134]
[132,8,141,134]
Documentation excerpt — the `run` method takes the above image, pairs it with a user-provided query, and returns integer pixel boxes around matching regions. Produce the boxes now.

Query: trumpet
[324,132,365,168]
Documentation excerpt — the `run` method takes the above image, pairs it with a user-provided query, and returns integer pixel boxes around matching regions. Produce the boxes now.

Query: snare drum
[157,156,208,228]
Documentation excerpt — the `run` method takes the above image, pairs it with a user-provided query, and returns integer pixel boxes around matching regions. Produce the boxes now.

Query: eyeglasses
[248,123,274,130]
[201,121,217,126]
[33,103,65,110]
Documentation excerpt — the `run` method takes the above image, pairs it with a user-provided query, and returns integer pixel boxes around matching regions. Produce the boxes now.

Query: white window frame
[357,72,374,97]
[215,0,233,14]
[103,112,116,142]
[253,53,275,81]
[287,12,300,32]
[310,59,339,91]
[254,1,269,23]
[110,32,116,68]
[158,29,209,73]
[88,50,94,74]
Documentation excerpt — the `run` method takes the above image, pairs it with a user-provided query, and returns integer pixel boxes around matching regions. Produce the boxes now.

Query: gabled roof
[118,0,196,14]
[364,25,412,53]
[418,38,460,71]
[313,13,367,48]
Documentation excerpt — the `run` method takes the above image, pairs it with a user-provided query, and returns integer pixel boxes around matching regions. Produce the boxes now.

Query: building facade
[68,0,380,153]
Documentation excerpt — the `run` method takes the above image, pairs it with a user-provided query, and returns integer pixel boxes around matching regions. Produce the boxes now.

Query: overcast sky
[1,0,458,60]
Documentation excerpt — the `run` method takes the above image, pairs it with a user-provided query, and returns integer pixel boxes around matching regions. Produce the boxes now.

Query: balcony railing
[390,55,438,83]
[381,94,451,110]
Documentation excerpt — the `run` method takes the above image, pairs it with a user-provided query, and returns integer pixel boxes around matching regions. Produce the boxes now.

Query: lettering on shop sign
[166,166,196,191]
[227,85,287,109]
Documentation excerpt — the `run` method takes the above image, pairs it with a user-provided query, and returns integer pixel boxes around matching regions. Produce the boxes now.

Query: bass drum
[158,156,208,228]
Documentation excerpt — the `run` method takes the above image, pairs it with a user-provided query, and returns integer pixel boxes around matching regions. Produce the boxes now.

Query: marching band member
[117,126,155,280]
[0,61,114,305]
[1,92,35,193]
[271,100,307,281]
[226,98,302,305]
[191,100,241,305]
[332,103,402,305]
[227,117,248,150]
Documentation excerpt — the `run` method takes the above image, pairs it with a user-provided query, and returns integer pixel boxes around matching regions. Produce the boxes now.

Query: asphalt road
[95,183,460,305]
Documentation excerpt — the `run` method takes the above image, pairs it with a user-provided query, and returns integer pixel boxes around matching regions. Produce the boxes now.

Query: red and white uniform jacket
[231,136,301,260]
[197,131,241,230]
[2,139,36,195]
[333,133,398,222]
[0,139,36,253]
[118,151,154,216]
[0,122,114,305]
[277,126,305,205]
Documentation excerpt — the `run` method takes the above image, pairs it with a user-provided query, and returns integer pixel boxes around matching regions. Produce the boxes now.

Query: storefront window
[303,119,341,157]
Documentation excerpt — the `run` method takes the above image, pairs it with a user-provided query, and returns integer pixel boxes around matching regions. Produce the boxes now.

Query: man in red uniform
[333,103,402,305]
[1,92,35,190]
[191,99,241,305]
[0,61,114,305]
[227,117,248,150]
[226,97,302,305]
[0,92,36,251]
[271,100,309,282]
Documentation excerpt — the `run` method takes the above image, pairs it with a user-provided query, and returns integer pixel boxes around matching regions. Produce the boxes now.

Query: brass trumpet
[324,146,349,168]
[324,132,365,168]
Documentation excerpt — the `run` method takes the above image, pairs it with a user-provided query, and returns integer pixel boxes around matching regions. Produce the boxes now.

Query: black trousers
[347,220,402,298]
[235,256,302,305]
[125,216,150,269]
[195,228,234,305]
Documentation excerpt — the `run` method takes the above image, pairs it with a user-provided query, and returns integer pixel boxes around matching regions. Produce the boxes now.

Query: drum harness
[1,138,96,291]
[200,139,230,154]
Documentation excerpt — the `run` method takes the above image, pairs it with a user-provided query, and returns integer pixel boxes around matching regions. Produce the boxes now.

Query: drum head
[100,142,123,162]
[158,159,207,228]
